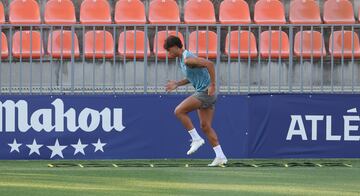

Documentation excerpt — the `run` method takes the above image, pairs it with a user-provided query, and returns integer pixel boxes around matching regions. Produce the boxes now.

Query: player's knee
[200,122,211,131]
[174,107,183,117]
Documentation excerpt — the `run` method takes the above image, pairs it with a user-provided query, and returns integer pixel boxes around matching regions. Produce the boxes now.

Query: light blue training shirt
[179,50,210,92]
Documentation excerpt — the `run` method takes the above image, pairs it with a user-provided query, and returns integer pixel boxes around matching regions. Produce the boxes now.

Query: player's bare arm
[166,79,190,92]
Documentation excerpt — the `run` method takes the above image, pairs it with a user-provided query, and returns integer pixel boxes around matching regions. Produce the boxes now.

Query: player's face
[167,46,181,58]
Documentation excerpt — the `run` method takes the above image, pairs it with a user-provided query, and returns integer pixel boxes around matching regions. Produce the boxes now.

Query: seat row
[2,0,360,25]
[0,29,359,59]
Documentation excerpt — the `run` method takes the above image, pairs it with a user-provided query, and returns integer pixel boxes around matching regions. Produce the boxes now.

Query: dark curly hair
[163,35,183,51]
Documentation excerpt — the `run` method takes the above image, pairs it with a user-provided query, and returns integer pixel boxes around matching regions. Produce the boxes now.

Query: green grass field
[0,159,359,196]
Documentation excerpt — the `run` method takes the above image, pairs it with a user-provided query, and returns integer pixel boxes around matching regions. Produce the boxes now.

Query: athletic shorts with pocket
[191,90,217,109]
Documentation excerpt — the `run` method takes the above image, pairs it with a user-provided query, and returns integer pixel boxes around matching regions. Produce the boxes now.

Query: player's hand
[208,83,216,96]
[166,80,178,92]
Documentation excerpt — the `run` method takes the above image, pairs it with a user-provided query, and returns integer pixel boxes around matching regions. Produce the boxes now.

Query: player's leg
[174,96,205,155]
[197,108,219,147]
[174,96,201,130]
[197,108,227,166]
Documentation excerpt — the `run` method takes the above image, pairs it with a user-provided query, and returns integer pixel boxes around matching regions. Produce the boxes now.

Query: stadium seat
[84,31,114,59]
[0,33,8,58]
[153,31,184,58]
[254,0,286,24]
[323,0,355,24]
[48,30,80,58]
[225,31,257,58]
[149,0,180,24]
[294,31,326,58]
[289,0,322,24]
[118,30,150,58]
[9,0,41,24]
[0,2,4,24]
[189,31,217,58]
[329,31,360,58]
[184,0,216,24]
[45,0,76,24]
[260,31,290,58]
[80,0,112,24]
[115,0,146,24]
[12,31,44,58]
[219,0,251,24]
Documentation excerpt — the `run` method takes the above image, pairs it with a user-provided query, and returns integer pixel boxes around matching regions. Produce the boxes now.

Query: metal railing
[0,23,359,95]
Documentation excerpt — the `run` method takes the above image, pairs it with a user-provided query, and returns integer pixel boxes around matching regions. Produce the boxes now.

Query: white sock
[188,128,202,141]
[213,145,226,159]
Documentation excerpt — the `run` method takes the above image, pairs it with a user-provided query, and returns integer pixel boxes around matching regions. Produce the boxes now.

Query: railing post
[144,25,148,94]
[289,25,294,93]
[216,25,221,94]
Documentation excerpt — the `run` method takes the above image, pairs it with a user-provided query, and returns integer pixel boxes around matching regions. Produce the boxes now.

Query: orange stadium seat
[294,31,326,58]
[12,31,44,58]
[118,30,150,58]
[48,30,80,58]
[9,0,41,24]
[149,0,180,24]
[219,0,251,24]
[260,30,289,58]
[0,33,8,58]
[115,0,146,24]
[189,31,218,58]
[153,31,184,58]
[0,2,4,24]
[329,31,360,58]
[254,0,286,24]
[290,0,321,24]
[323,0,355,24]
[84,31,114,59]
[184,0,216,24]
[80,0,112,24]
[225,31,257,58]
[45,0,76,24]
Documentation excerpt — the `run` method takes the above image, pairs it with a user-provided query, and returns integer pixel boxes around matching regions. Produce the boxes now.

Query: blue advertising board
[0,94,358,159]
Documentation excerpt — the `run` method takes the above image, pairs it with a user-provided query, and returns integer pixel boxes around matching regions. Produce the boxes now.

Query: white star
[26,139,43,156]
[8,139,22,153]
[71,139,88,155]
[47,139,67,159]
[92,138,106,152]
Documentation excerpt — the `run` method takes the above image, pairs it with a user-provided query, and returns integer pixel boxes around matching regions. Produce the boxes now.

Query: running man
[164,35,227,167]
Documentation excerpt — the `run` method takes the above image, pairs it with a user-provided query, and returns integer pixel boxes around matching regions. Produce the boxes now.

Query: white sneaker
[186,139,205,155]
[208,157,228,167]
